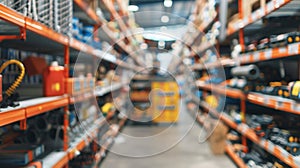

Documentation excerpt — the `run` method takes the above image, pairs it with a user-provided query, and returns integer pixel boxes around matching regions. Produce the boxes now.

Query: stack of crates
[0,0,72,36]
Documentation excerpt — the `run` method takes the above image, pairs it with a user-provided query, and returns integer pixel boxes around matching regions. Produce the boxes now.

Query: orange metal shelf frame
[0,108,25,127]
[25,96,69,118]
[52,154,69,168]
[0,4,68,45]
[188,100,248,168]
[69,92,94,104]
[247,92,300,115]
[74,0,144,67]
[227,0,292,36]
[200,101,300,168]
[0,96,68,128]
[191,59,236,70]
[68,118,105,160]
[73,0,104,25]
[197,82,300,115]
[239,42,300,64]
[0,4,143,70]
[196,82,246,100]
[225,144,248,168]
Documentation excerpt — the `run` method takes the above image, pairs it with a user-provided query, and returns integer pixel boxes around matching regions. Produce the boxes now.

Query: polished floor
[100,106,236,168]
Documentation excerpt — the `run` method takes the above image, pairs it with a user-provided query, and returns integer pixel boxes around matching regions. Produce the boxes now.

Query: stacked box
[0,144,44,165]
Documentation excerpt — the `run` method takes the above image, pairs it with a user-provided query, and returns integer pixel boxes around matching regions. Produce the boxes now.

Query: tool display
[229,64,261,92]
[241,31,300,53]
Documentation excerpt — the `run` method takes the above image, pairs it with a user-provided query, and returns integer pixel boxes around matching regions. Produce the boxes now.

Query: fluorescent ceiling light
[158,41,165,49]
[161,15,169,23]
[164,0,173,7]
[128,5,139,12]
[160,26,167,31]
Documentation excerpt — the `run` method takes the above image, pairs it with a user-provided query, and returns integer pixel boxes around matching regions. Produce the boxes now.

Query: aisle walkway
[101,105,235,168]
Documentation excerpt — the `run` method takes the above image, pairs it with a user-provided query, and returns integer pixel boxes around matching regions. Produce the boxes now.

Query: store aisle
[101,105,235,168]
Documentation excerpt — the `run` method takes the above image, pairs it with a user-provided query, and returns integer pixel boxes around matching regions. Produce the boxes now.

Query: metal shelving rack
[184,0,300,167]
[0,0,136,167]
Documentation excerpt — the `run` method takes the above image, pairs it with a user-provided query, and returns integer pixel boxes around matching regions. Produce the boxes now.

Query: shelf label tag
[243,54,250,63]
[253,52,260,61]
[257,9,263,18]
[260,139,266,147]
[288,43,299,55]
[267,141,275,153]
[251,13,257,22]
[292,103,300,112]
[264,49,273,60]
[243,17,248,25]
[279,47,286,53]
[267,1,275,13]
[264,96,269,105]
[276,0,285,6]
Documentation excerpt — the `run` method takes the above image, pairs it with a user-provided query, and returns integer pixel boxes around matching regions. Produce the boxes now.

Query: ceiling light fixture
[160,26,167,31]
[128,5,139,12]
[164,0,173,8]
[161,15,169,23]
[158,41,165,49]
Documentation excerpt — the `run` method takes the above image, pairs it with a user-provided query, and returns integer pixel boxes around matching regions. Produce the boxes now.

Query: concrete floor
[100,106,236,168]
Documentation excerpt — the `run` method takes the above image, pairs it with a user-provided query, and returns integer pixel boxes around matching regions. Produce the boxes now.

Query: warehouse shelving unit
[225,144,248,168]
[239,42,300,64]
[183,0,300,167]
[188,0,293,56]
[0,0,137,167]
[198,100,300,168]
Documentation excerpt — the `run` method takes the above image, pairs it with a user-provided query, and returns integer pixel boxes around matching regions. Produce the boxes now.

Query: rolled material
[49,126,64,140]
[231,64,260,80]
[26,129,43,144]
[35,117,51,132]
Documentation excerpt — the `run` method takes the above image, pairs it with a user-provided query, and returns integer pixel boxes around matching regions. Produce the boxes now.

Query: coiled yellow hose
[0,59,25,96]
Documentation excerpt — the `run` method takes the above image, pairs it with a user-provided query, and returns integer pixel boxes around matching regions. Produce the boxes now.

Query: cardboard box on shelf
[208,121,229,155]
[22,56,47,76]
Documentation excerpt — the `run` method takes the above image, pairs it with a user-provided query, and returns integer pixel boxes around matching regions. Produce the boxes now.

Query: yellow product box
[65,78,81,95]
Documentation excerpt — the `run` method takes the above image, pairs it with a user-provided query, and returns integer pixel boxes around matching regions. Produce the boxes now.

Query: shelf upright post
[63,45,70,153]
[240,97,247,153]
[238,0,245,52]
[298,59,300,79]
[238,0,247,152]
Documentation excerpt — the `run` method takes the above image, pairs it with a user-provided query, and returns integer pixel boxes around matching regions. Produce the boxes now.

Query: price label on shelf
[264,96,269,105]
[256,9,263,18]
[267,141,275,153]
[267,1,275,13]
[238,124,249,135]
[292,103,300,112]
[264,49,273,59]
[276,0,285,6]
[234,22,241,30]
[279,47,286,53]
[251,13,257,22]
[243,17,249,25]
[288,43,299,55]
[253,52,260,61]
[260,139,267,147]
[242,54,250,63]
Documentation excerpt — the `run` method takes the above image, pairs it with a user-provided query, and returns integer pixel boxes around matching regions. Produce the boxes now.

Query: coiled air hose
[0,59,25,97]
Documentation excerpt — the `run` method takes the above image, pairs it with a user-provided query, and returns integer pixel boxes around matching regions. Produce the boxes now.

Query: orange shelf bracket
[0,26,26,42]
[20,119,27,130]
